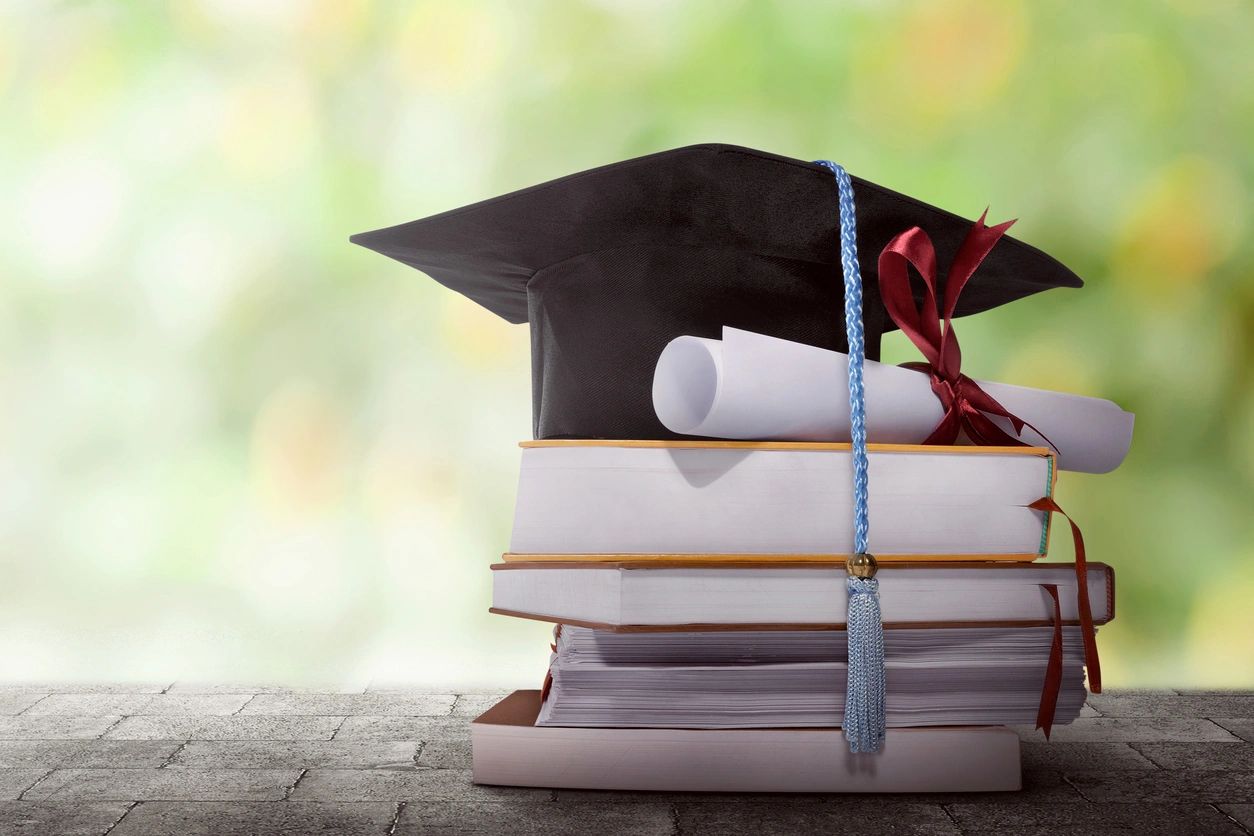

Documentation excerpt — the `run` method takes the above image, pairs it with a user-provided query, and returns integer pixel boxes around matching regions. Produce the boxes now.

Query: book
[537,625,1088,728]
[473,691,1022,793]
[491,561,1114,628]
[510,441,1057,558]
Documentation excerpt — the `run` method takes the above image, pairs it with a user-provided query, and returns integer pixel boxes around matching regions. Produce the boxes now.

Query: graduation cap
[351,144,1082,440]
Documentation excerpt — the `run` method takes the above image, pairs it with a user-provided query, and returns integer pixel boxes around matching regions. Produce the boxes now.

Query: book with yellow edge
[510,441,1056,561]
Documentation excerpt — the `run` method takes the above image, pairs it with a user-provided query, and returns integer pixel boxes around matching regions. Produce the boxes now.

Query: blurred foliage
[0,0,1250,686]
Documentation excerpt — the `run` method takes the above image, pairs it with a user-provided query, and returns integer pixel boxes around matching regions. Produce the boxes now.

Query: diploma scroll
[652,328,1134,474]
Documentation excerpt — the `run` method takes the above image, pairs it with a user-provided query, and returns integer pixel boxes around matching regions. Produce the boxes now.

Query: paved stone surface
[0,801,133,835]
[1134,742,1254,771]
[0,769,48,800]
[169,740,421,769]
[334,715,465,741]
[110,801,396,835]
[0,741,182,769]
[0,684,169,694]
[416,737,472,769]
[1222,804,1254,831]
[289,768,550,802]
[1012,717,1241,742]
[104,715,344,741]
[0,687,1247,834]
[1216,719,1254,743]
[25,694,250,716]
[1020,741,1157,771]
[0,716,121,740]
[674,801,961,834]
[0,694,47,716]
[21,768,300,802]
[1087,692,1254,718]
[240,693,456,717]
[396,800,675,835]
[946,801,1247,835]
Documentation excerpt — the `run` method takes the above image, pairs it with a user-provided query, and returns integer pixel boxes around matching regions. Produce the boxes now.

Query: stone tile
[0,801,133,835]
[1133,742,1254,771]
[548,766,1072,806]
[894,768,1085,805]
[367,684,506,695]
[1013,718,1240,743]
[1218,803,1254,831]
[0,716,121,740]
[1079,702,1100,718]
[22,768,300,802]
[397,800,675,835]
[0,740,182,769]
[104,715,343,741]
[26,693,250,716]
[290,768,550,802]
[0,770,47,801]
[947,802,1245,835]
[1020,742,1158,771]
[166,682,368,694]
[0,683,170,694]
[673,801,960,835]
[1087,692,1254,719]
[1066,769,1254,803]
[416,738,472,769]
[450,694,511,718]
[111,801,396,835]
[334,715,466,741]
[1214,719,1254,743]
[170,740,420,769]
[240,693,456,716]
[0,695,46,716]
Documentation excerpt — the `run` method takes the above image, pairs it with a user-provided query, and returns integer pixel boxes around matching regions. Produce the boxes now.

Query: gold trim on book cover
[492,560,1106,571]
[487,608,1108,632]
[501,553,1041,565]
[519,440,1054,456]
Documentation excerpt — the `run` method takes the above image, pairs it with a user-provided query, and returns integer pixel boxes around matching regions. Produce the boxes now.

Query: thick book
[491,561,1115,629]
[510,440,1057,559]
[538,625,1088,728]
[473,691,1022,793]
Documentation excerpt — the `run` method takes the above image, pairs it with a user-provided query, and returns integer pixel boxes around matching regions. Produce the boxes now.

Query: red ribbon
[1031,497,1101,695]
[1035,583,1064,738]
[1030,496,1102,738]
[878,213,1055,450]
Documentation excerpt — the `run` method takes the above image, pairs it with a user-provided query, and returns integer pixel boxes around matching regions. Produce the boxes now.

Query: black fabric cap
[351,144,1082,440]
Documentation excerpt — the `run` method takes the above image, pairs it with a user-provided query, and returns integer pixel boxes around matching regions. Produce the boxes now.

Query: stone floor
[0,687,1250,835]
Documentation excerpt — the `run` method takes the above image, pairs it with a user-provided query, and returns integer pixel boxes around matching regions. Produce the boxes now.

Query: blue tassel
[814,159,886,753]
[845,576,886,753]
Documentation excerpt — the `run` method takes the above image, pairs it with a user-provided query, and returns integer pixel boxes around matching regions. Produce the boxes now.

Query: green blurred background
[0,0,1250,687]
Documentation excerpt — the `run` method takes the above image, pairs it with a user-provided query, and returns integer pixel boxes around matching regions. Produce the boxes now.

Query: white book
[538,625,1089,729]
[473,691,1022,793]
[491,562,1114,628]
[510,441,1057,558]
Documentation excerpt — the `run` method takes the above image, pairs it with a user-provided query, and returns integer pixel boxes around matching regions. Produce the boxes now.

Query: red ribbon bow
[877,212,1053,450]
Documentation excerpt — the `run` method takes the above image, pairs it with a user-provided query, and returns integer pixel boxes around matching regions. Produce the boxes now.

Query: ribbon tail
[1030,497,1101,693]
[1035,583,1065,739]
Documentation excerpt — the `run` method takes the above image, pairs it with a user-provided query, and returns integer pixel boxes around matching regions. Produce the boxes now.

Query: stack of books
[348,142,1126,794]
[471,440,1113,793]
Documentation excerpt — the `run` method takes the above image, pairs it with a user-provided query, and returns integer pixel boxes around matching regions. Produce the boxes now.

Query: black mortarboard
[351,144,1082,440]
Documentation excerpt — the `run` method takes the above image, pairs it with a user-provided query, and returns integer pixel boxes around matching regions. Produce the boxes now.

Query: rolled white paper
[652,327,1134,474]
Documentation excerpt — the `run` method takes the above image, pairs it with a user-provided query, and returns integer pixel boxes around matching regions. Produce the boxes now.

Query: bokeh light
[0,0,1250,687]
